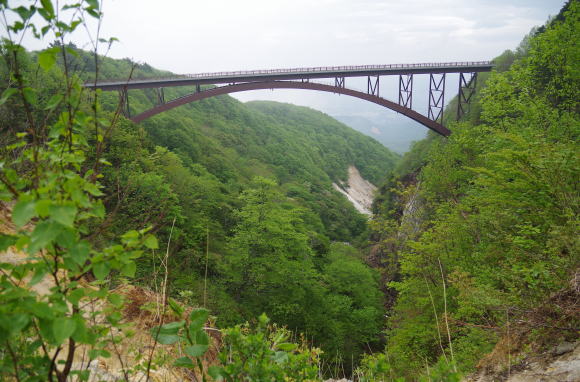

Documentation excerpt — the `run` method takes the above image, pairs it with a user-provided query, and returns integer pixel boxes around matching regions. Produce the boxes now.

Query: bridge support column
[398,74,413,108]
[119,87,130,118]
[428,73,446,123]
[367,76,380,96]
[457,72,477,120]
[156,87,165,105]
[335,76,345,88]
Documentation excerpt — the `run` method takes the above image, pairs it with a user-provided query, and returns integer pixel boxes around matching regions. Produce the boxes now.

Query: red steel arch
[130,81,451,136]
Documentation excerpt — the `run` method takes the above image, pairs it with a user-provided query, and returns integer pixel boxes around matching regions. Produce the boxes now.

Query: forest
[0,0,578,381]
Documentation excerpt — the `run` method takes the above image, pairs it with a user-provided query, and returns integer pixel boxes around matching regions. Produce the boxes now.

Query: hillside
[362,2,579,380]
[335,113,427,154]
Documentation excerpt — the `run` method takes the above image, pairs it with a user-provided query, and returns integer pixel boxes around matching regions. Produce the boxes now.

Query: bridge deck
[86,61,493,91]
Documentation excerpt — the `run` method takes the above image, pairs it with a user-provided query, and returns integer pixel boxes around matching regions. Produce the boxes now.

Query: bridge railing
[91,61,492,86]
[182,61,492,79]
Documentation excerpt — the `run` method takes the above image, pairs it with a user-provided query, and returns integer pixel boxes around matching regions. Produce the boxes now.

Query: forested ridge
[0,0,578,381]
[365,1,579,379]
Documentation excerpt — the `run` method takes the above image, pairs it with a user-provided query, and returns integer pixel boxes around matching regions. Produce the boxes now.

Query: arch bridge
[85,61,493,137]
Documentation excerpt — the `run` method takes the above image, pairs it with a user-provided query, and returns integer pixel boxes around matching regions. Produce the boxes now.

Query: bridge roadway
[86,61,493,91]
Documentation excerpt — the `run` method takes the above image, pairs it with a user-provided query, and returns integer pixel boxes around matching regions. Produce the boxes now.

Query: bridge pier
[457,72,477,120]
[398,74,413,108]
[367,76,380,96]
[156,87,165,105]
[119,87,130,118]
[428,73,446,123]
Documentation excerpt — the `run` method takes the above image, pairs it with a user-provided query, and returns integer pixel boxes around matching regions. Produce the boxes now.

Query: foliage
[369,2,579,379]
[223,179,384,371]
[0,1,158,380]
[150,308,213,379]
[213,314,320,382]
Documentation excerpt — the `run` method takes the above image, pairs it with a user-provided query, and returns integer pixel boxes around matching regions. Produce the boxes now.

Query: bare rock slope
[333,166,377,215]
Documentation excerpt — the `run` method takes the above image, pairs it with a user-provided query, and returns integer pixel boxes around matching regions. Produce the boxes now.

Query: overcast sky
[6,0,567,140]
[86,0,564,71]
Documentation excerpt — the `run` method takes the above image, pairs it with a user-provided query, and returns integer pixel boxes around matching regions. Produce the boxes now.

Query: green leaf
[0,234,17,251]
[40,0,55,18]
[120,261,136,277]
[29,266,48,286]
[35,199,52,218]
[258,313,270,327]
[149,320,184,344]
[49,203,77,227]
[53,317,76,344]
[189,308,209,331]
[192,329,209,346]
[12,200,36,227]
[27,302,53,320]
[208,366,225,380]
[143,235,158,249]
[29,221,62,253]
[44,94,63,110]
[276,342,297,352]
[159,321,184,334]
[14,6,36,21]
[84,182,103,196]
[22,87,37,105]
[71,315,92,344]
[38,47,59,71]
[92,262,110,280]
[272,351,289,364]
[0,88,18,106]
[85,0,99,9]
[68,288,85,306]
[85,7,100,18]
[107,293,122,306]
[0,314,30,335]
[168,298,184,317]
[70,241,90,266]
[184,344,209,358]
[173,357,195,368]
[150,326,180,345]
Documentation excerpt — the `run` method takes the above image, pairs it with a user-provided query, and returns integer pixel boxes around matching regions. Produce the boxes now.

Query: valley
[0,1,577,381]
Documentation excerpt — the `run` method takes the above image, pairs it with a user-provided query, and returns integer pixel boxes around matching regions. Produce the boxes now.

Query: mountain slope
[362,2,579,379]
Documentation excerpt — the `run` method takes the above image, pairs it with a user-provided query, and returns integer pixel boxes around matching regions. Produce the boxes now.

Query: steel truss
[398,74,413,108]
[119,88,130,118]
[156,88,165,105]
[428,73,446,123]
[367,76,380,96]
[457,72,477,120]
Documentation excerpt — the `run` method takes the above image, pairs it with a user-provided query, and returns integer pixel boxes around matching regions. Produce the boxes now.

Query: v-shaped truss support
[398,74,413,108]
[428,73,446,123]
[367,76,380,96]
[457,72,477,120]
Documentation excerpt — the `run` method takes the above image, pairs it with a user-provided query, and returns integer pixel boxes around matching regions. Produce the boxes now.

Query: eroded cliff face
[332,166,377,215]
[466,341,580,382]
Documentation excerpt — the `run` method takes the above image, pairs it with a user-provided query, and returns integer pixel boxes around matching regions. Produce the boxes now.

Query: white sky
[92,0,564,72]
[5,0,567,139]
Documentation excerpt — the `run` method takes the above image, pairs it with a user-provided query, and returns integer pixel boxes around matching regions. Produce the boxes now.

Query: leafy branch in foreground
[0,1,158,381]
